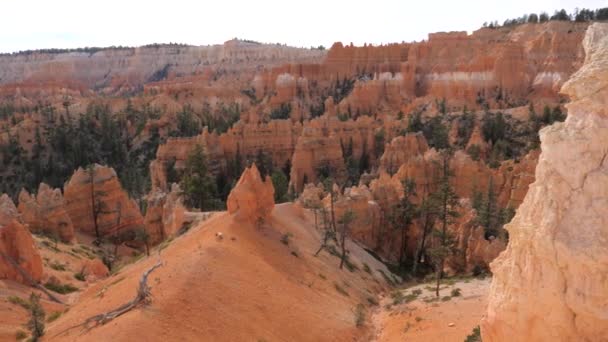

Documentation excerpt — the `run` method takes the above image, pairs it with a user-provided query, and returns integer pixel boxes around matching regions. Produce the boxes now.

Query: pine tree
[337,209,356,269]
[27,293,45,341]
[428,152,460,297]
[392,178,418,269]
[180,144,219,210]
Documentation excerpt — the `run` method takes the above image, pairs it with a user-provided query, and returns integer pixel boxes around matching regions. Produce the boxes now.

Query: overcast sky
[1,0,606,53]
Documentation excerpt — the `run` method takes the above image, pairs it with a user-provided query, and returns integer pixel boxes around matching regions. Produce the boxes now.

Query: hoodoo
[227,164,275,223]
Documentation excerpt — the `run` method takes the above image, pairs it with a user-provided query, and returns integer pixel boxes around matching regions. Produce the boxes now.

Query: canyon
[0,17,605,342]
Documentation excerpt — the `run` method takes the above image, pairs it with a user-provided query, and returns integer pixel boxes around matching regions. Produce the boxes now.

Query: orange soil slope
[47,204,393,341]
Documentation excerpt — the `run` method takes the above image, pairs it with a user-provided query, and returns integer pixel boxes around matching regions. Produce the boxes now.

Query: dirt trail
[372,277,489,341]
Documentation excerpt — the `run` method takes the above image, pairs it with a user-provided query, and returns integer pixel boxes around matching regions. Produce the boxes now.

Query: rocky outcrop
[64,164,145,239]
[144,184,187,244]
[17,183,75,243]
[482,23,608,341]
[227,164,275,223]
[379,133,429,174]
[445,201,506,274]
[80,259,109,282]
[0,195,43,284]
[329,185,382,249]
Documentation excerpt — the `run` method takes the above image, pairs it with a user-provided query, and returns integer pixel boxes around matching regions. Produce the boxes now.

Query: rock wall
[17,183,75,243]
[64,164,144,239]
[482,23,608,341]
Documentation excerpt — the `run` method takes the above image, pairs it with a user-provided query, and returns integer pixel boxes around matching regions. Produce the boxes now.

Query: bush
[15,330,27,340]
[8,296,30,309]
[465,325,482,342]
[44,282,78,294]
[74,272,85,282]
[451,288,462,297]
[47,311,62,323]
[354,304,366,327]
[49,261,66,271]
[334,282,350,297]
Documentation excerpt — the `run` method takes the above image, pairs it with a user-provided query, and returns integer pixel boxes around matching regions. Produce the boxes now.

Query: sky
[1,0,606,53]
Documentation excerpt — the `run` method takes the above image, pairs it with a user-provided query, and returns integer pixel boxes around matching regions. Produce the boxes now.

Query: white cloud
[0,0,606,52]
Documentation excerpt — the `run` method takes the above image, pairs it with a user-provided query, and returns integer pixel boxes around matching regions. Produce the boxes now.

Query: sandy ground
[372,277,490,342]
[41,203,393,342]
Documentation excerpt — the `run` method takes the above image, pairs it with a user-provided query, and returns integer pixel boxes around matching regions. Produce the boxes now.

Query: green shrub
[44,282,78,294]
[366,296,379,306]
[334,282,349,297]
[441,296,452,302]
[451,288,462,297]
[47,311,62,323]
[8,296,29,309]
[354,304,366,327]
[464,325,482,342]
[49,261,66,271]
[74,272,85,282]
[15,330,27,340]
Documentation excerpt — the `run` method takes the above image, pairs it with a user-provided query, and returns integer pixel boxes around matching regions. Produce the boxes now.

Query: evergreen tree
[271,169,289,203]
[337,209,356,269]
[27,293,45,341]
[180,144,219,210]
[428,152,460,297]
[392,178,418,269]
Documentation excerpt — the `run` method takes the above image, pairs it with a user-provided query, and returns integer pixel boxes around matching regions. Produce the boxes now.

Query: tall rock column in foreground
[482,23,608,341]
[227,164,275,224]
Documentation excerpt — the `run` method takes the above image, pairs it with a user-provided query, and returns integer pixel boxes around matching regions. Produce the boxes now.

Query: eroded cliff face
[64,164,144,238]
[0,40,325,94]
[482,23,608,341]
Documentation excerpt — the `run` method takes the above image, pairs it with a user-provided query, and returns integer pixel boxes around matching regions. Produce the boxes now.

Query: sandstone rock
[0,194,19,226]
[80,258,109,282]
[0,219,43,284]
[144,184,187,244]
[445,200,506,274]
[297,183,325,209]
[227,164,275,223]
[379,133,429,174]
[17,183,75,243]
[482,23,608,341]
[329,185,382,249]
[64,164,144,239]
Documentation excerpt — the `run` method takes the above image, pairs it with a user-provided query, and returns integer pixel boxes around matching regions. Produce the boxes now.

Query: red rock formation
[329,185,382,249]
[144,184,186,244]
[379,133,429,174]
[80,259,109,282]
[482,23,608,341]
[227,164,275,223]
[17,183,75,243]
[64,164,144,239]
[445,201,506,274]
[0,195,43,284]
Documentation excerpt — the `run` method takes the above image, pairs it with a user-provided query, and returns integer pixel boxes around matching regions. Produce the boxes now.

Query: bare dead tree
[55,261,163,336]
